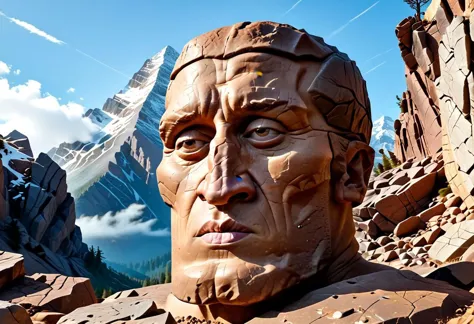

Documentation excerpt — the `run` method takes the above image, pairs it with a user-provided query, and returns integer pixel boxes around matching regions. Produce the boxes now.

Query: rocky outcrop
[0,252,96,323]
[394,0,474,210]
[0,131,89,277]
[394,17,443,163]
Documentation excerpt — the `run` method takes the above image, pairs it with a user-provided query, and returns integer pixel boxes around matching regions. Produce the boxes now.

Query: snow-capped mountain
[48,46,179,262]
[370,116,396,163]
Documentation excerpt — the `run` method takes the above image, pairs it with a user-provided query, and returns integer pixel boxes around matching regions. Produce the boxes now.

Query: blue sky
[0,0,427,153]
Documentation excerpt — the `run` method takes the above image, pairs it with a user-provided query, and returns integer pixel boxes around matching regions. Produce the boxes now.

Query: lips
[197,218,253,244]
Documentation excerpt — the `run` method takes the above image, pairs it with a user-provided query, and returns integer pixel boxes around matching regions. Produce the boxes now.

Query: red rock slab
[0,251,25,290]
[429,220,474,262]
[0,273,97,315]
[0,300,33,324]
[424,262,474,291]
[419,203,447,222]
[115,312,176,323]
[394,216,425,237]
[250,270,474,323]
[57,298,163,324]
[104,284,172,309]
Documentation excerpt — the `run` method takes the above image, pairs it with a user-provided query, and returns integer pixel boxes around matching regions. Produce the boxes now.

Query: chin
[173,256,301,306]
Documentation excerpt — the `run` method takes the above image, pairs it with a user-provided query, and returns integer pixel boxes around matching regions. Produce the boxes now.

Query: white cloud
[77,204,171,239]
[67,87,75,93]
[0,11,65,45]
[13,69,21,75]
[80,97,84,101]
[0,77,99,155]
[0,61,11,75]
[327,1,380,39]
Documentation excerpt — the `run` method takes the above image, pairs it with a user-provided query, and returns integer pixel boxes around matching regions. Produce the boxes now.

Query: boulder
[419,203,447,222]
[0,251,25,289]
[394,216,425,237]
[429,220,474,262]
[0,300,32,324]
[0,273,97,315]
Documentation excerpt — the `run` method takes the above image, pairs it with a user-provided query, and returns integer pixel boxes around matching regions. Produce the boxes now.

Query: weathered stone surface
[0,300,33,324]
[1,134,89,277]
[394,216,425,237]
[0,273,97,315]
[425,262,474,291]
[57,298,162,324]
[429,220,474,262]
[251,270,474,323]
[0,251,25,290]
[419,203,447,222]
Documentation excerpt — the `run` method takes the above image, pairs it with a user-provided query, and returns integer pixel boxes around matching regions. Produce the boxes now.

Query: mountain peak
[370,115,396,162]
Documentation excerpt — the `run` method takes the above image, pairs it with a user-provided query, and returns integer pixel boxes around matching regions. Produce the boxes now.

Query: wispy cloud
[75,49,131,79]
[80,97,84,101]
[77,204,171,239]
[283,0,304,16]
[364,61,386,75]
[0,11,65,44]
[327,1,380,39]
[67,87,75,93]
[13,69,21,75]
[0,11,129,80]
[364,48,394,65]
[0,61,11,75]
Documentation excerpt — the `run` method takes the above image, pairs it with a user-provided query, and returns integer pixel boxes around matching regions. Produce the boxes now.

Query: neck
[166,240,390,323]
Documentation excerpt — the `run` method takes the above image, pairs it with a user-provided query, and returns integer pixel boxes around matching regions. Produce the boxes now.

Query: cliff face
[49,47,178,226]
[394,0,474,209]
[0,131,89,277]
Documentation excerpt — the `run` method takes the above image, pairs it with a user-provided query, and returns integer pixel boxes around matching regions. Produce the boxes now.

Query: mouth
[196,218,253,244]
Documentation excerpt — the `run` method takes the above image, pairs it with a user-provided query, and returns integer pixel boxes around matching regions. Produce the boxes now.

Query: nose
[196,141,256,206]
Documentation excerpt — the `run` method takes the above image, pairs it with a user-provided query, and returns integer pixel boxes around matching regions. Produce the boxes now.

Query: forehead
[159,53,340,144]
[165,53,310,108]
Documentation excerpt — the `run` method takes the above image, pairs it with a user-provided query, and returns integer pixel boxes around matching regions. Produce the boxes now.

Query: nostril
[229,192,249,203]
[198,194,206,201]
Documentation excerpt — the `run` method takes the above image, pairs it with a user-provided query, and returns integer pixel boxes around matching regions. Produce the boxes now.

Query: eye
[243,118,286,148]
[175,129,212,161]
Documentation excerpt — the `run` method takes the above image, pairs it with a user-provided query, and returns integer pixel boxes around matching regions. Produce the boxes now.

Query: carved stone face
[157,52,361,306]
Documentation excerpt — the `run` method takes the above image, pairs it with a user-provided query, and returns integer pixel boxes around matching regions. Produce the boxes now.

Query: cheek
[265,134,333,194]
[157,156,207,212]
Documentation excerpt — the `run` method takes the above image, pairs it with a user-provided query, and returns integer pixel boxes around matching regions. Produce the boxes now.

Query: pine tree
[388,150,401,168]
[160,272,166,284]
[107,288,113,297]
[95,247,104,268]
[377,163,384,175]
[164,261,171,284]
[142,278,150,287]
[402,0,430,19]
[379,149,392,172]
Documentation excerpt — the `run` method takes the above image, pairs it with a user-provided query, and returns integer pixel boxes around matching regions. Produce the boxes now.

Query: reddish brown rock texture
[395,0,474,210]
[0,251,96,324]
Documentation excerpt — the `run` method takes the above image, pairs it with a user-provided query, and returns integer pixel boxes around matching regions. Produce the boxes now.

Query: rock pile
[0,251,96,324]
[354,152,474,273]
[0,251,177,324]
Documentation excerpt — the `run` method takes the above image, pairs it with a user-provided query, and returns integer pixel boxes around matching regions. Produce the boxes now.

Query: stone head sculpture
[157,21,374,309]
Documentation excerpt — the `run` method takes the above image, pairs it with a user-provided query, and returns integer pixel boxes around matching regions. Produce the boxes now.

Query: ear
[334,141,374,205]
